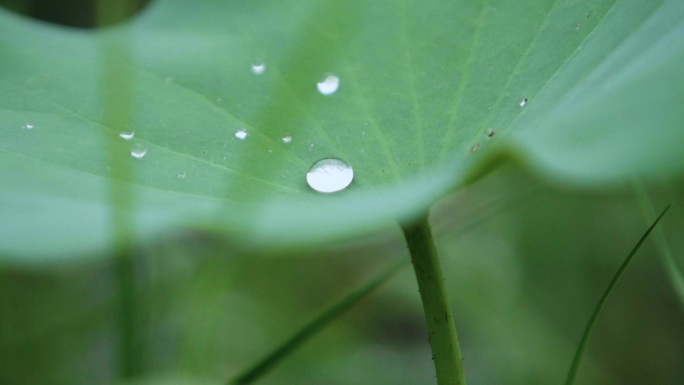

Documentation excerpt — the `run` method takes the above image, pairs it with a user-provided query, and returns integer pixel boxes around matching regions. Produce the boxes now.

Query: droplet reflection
[251,60,266,75]
[234,128,248,140]
[130,143,147,159]
[317,74,340,95]
[119,130,134,140]
[306,158,353,193]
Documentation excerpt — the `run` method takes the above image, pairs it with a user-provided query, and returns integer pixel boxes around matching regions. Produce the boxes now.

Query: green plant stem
[564,204,670,385]
[229,256,408,385]
[114,250,140,378]
[96,0,141,378]
[403,215,465,385]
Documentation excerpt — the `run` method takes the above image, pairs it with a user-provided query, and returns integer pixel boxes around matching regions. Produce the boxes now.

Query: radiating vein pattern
[1,0,683,258]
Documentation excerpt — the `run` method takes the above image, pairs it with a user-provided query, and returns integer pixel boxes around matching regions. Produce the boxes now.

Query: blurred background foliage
[2,164,683,385]
[1,1,682,385]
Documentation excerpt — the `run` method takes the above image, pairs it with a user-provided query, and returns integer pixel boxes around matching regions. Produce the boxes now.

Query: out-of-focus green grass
[2,165,682,385]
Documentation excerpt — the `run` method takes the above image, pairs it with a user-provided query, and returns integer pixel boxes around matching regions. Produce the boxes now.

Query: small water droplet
[317,74,340,95]
[234,128,248,140]
[484,128,495,139]
[306,158,354,193]
[282,136,292,144]
[216,97,224,104]
[130,143,147,159]
[119,130,135,140]
[519,98,528,108]
[251,60,266,75]
[23,123,34,130]
[575,24,581,31]
[470,143,480,153]
[177,171,186,180]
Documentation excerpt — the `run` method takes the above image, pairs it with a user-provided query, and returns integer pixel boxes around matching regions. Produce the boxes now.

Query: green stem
[114,250,140,378]
[403,215,465,385]
[96,0,141,379]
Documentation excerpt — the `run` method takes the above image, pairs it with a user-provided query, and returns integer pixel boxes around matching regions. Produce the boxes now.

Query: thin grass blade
[564,204,671,385]
[632,182,684,307]
[228,256,408,385]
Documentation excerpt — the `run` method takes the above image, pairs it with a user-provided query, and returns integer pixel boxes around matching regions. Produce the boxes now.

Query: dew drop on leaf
[234,128,248,140]
[119,130,134,140]
[23,123,34,130]
[306,158,353,193]
[470,143,480,153]
[317,74,340,95]
[282,136,292,144]
[484,128,495,139]
[251,60,266,75]
[130,143,147,159]
[177,171,186,180]
[519,98,528,108]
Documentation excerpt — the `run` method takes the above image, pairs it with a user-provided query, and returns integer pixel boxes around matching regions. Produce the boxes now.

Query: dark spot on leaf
[0,0,151,29]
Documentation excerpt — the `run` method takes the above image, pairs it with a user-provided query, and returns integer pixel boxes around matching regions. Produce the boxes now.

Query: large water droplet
[130,143,147,159]
[234,128,248,140]
[119,130,134,140]
[251,60,266,75]
[23,123,34,130]
[282,136,292,144]
[317,74,340,95]
[519,98,528,108]
[306,158,353,193]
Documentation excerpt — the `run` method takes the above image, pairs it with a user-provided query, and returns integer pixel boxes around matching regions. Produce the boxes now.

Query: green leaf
[1,0,683,263]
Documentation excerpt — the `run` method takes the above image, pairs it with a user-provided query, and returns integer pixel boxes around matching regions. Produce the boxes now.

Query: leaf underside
[1,0,683,263]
